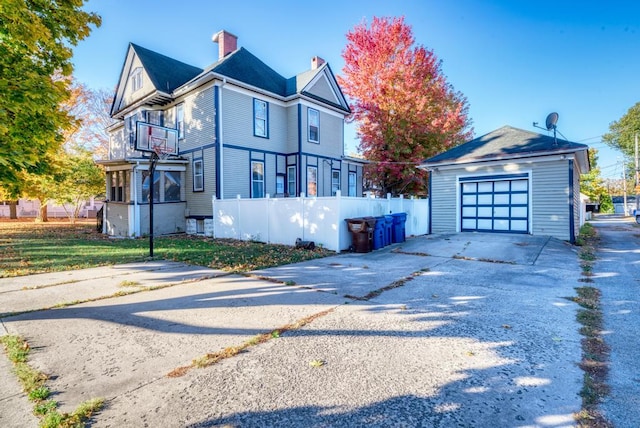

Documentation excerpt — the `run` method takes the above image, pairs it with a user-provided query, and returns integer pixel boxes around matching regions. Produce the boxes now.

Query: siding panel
[179,85,215,152]
[184,147,217,216]
[307,77,338,104]
[531,160,570,240]
[223,148,249,198]
[223,88,288,152]
[430,169,458,233]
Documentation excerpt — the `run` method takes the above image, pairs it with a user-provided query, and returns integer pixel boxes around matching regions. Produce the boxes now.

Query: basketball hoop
[152,144,173,161]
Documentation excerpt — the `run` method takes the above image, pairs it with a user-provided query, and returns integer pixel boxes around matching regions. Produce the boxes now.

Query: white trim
[418,150,579,171]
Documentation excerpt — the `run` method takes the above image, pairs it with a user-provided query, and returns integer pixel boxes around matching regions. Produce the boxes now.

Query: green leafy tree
[580,148,613,213]
[19,78,107,222]
[338,16,473,196]
[52,150,105,222]
[602,102,640,159]
[0,0,101,195]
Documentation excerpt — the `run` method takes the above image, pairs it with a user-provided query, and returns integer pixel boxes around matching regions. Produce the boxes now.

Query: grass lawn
[0,219,332,278]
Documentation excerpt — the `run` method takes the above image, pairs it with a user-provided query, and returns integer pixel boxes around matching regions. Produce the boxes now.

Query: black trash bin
[346,218,372,253]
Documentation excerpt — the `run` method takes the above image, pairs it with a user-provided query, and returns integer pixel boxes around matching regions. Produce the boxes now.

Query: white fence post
[236,195,242,239]
[266,193,271,244]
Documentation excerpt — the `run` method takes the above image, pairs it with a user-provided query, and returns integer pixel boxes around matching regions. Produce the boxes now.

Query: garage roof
[422,126,589,170]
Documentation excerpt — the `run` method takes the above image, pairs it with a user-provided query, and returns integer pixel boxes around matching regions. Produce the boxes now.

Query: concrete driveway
[1,233,583,427]
[590,216,640,427]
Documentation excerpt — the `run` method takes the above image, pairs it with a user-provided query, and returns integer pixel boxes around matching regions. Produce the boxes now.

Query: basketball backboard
[136,122,178,155]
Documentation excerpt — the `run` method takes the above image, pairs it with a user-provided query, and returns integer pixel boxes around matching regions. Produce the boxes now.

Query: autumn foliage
[339,17,473,196]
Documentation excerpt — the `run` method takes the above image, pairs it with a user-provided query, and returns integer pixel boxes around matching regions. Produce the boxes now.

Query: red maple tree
[339,16,473,196]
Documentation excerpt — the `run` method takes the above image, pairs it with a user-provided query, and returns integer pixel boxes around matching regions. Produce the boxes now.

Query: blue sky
[73,0,640,178]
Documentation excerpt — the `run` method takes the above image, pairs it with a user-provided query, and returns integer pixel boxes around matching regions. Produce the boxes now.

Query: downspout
[218,78,226,199]
[297,104,302,195]
[568,159,575,244]
[428,170,433,235]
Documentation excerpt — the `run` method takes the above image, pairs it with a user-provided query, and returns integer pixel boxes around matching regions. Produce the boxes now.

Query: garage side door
[460,175,529,233]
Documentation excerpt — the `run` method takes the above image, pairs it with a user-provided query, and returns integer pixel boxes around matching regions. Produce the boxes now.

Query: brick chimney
[311,56,325,70]
[212,30,238,60]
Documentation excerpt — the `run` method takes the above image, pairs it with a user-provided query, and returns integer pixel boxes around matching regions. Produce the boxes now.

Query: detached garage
[420,126,590,243]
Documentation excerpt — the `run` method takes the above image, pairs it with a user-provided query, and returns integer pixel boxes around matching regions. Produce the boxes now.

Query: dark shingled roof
[423,125,589,165]
[131,43,203,92]
[209,48,288,96]
[130,44,346,111]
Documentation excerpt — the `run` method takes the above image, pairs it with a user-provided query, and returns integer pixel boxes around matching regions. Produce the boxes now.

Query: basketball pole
[149,151,159,258]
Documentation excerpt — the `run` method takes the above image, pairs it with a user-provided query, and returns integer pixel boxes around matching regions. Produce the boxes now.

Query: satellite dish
[545,112,559,131]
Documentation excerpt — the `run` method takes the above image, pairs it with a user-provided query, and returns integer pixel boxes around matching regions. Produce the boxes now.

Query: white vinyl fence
[212,192,429,252]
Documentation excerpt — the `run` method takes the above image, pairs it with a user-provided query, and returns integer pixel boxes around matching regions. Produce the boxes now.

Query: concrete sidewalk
[0,233,584,427]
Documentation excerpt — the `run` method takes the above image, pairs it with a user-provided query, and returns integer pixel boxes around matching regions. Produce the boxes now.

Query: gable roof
[112,42,350,117]
[423,125,589,166]
[131,43,203,93]
[206,47,288,96]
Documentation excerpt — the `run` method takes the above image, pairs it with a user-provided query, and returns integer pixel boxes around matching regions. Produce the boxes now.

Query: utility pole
[622,159,629,216]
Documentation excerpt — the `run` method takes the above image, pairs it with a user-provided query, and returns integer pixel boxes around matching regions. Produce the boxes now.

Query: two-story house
[99,30,363,237]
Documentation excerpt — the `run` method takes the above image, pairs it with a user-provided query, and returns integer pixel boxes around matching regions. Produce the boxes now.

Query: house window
[308,108,319,143]
[276,175,285,195]
[164,171,181,202]
[131,67,143,92]
[287,166,296,197]
[193,159,204,192]
[126,110,146,149]
[252,161,265,198]
[110,172,117,201]
[142,171,160,203]
[254,99,268,138]
[331,170,340,196]
[348,172,357,196]
[147,110,164,126]
[110,171,127,202]
[142,170,182,203]
[307,166,317,196]
[176,104,184,139]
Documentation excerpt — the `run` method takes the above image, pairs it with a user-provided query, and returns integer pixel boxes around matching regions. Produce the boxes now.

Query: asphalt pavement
[590,216,640,427]
[0,232,585,427]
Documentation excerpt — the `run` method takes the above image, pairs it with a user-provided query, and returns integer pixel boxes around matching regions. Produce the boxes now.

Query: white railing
[212,192,429,252]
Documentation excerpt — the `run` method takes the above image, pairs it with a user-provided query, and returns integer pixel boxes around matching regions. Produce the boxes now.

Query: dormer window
[131,67,143,92]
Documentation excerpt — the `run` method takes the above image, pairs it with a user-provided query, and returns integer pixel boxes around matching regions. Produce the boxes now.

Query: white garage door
[460,175,529,233]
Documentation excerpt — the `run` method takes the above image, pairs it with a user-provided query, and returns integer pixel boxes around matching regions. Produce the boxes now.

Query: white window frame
[253,99,268,138]
[307,166,317,196]
[193,159,204,192]
[176,104,185,139]
[348,172,357,196]
[308,108,319,143]
[148,110,164,126]
[131,67,143,92]
[331,170,340,196]
[251,161,265,198]
[287,166,296,197]
[163,171,181,202]
[142,170,183,203]
[276,175,285,195]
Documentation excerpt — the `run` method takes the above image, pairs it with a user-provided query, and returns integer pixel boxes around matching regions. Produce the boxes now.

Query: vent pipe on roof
[212,30,238,60]
[311,56,325,70]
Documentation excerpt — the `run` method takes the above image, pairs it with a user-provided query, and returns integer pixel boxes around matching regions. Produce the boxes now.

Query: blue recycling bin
[372,217,386,250]
[383,215,393,246]
[391,212,407,243]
